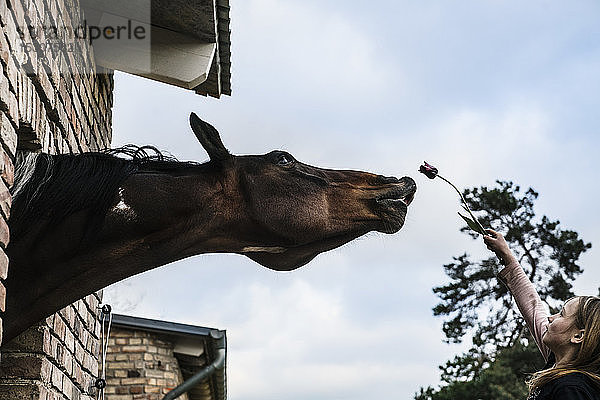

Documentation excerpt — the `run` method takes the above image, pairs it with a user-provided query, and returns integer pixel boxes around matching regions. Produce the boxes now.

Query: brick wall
[0,295,103,399]
[0,0,114,398]
[104,328,189,400]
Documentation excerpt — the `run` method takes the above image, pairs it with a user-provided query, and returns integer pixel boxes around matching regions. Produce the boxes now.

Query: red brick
[0,112,17,158]
[64,328,75,353]
[0,246,7,278]
[0,0,7,27]
[0,281,5,312]
[0,77,19,128]
[31,59,55,109]
[20,24,38,76]
[121,377,146,385]
[116,386,130,394]
[40,355,52,383]
[1,73,12,119]
[9,0,26,28]
[51,314,66,341]
[2,7,24,66]
[122,345,147,353]
[0,178,10,219]
[130,386,144,394]
[144,385,160,394]
[17,74,37,130]
[62,347,73,375]
[61,378,73,399]
[0,147,14,188]
[25,0,42,25]
[0,31,10,67]
[5,56,20,96]
[51,364,63,391]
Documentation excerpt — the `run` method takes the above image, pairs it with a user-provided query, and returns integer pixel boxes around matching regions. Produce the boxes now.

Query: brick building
[103,314,226,400]
[0,0,231,398]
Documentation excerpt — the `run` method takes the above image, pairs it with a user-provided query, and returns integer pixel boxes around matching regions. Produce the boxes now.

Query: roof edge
[110,313,221,337]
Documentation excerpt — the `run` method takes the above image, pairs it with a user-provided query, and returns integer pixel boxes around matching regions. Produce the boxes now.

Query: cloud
[178,279,466,400]
[233,0,395,104]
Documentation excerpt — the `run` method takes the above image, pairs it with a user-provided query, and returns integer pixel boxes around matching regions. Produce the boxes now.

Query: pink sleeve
[498,260,552,362]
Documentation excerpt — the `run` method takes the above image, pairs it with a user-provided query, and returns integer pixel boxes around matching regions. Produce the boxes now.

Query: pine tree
[416,181,591,399]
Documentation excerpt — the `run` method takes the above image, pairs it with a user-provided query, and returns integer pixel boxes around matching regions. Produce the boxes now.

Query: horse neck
[103,169,242,265]
[3,168,242,342]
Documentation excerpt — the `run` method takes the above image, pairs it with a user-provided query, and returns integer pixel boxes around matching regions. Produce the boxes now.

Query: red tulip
[419,162,439,179]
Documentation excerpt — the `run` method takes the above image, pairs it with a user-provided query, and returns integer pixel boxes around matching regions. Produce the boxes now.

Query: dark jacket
[528,372,600,400]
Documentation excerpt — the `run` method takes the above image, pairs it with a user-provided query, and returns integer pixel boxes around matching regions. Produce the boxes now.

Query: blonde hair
[528,296,600,393]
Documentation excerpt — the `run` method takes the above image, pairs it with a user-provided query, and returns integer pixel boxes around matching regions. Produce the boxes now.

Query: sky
[104,1,600,398]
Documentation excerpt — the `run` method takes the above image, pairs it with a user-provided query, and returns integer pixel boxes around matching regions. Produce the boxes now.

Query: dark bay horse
[3,113,416,342]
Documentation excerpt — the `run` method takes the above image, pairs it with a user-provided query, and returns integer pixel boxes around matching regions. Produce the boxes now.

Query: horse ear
[189,113,231,162]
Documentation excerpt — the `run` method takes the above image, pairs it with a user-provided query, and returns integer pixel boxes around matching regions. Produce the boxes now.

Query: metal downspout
[162,330,226,400]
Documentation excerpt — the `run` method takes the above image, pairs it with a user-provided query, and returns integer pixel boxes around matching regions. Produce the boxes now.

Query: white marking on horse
[112,188,136,219]
[241,246,287,254]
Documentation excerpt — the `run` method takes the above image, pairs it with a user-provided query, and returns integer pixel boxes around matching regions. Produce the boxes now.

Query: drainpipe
[162,330,226,400]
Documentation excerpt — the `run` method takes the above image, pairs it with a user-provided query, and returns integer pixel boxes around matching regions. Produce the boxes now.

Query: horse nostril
[400,176,417,190]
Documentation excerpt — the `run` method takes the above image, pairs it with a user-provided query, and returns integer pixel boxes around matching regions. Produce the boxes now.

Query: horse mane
[9,145,200,242]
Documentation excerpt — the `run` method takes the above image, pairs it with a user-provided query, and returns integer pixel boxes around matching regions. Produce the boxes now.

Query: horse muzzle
[374,176,416,233]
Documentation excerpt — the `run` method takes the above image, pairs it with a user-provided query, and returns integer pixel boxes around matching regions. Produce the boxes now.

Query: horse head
[189,113,416,270]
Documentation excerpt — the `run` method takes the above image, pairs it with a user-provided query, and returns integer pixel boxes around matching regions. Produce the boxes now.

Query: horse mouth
[376,191,415,207]
[374,177,416,233]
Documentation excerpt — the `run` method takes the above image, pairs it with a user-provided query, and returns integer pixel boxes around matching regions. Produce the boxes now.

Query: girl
[484,229,600,399]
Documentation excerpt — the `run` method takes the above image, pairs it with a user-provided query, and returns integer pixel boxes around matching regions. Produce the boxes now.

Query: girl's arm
[484,230,552,362]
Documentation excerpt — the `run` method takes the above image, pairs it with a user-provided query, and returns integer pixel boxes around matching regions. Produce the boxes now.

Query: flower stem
[437,174,486,235]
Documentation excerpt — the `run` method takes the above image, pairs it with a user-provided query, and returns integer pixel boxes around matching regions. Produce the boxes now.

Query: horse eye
[276,153,293,166]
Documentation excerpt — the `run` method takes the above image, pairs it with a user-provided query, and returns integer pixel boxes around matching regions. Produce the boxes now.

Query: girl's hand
[483,229,516,266]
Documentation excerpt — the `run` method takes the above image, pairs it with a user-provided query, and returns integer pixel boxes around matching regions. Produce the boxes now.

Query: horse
[2,113,416,343]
